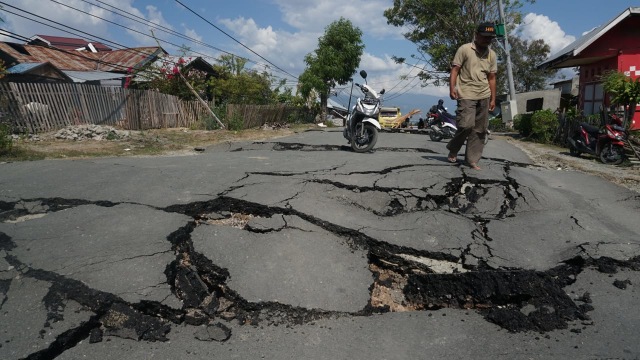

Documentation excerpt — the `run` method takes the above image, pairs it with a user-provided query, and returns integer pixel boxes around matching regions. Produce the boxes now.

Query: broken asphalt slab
[1,129,639,359]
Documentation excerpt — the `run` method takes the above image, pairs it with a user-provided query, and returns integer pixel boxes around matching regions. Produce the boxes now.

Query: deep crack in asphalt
[1,156,639,359]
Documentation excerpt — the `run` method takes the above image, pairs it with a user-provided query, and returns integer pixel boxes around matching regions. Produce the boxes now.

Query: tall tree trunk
[320,93,328,124]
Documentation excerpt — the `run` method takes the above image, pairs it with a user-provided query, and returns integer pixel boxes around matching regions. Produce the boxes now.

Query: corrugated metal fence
[0,82,213,133]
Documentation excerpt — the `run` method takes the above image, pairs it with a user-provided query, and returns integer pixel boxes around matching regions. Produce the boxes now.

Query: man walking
[447,22,497,170]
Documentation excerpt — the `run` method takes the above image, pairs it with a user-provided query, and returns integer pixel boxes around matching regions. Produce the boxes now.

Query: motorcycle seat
[580,122,600,134]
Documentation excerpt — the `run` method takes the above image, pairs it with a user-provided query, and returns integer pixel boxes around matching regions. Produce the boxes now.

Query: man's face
[475,33,494,49]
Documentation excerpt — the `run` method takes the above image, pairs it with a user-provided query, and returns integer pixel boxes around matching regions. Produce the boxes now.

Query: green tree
[384,0,536,87]
[507,37,555,92]
[299,18,364,121]
[209,54,275,105]
[272,79,304,105]
[601,70,640,126]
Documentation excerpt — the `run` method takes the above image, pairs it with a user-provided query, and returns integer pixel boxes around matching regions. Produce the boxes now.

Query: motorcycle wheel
[568,144,581,157]
[600,144,625,165]
[351,123,378,153]
[429,128,443,142]
[569,145,582,157]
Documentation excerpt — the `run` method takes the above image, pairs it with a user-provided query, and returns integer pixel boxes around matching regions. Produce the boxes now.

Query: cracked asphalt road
[1,129,639,359]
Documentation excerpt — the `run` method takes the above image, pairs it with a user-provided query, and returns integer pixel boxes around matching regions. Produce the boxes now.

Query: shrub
[200,114,222,130]
[226,114,244,131]
[530,109,558,143]
[513,113,533,137]
[0,123,12,154]
[488,117,508,132]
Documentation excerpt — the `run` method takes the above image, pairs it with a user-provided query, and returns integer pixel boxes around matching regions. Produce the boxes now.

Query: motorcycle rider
[446,22,497,170]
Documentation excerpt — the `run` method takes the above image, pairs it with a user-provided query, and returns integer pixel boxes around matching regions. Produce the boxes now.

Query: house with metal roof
[0,39,166,86]
[5,62,72,83]
[27,35,112,53]
[538,7,640,130]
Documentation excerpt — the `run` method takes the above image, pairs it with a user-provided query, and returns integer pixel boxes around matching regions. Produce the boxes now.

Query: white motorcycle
[342,70,385,153]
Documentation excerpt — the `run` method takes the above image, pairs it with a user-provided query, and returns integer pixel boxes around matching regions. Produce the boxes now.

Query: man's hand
[449,65,460,100]
[489,99,496,112]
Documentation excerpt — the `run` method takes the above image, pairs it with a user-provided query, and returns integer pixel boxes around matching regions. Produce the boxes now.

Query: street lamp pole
[498,0,518,124]
[498,0,517,101]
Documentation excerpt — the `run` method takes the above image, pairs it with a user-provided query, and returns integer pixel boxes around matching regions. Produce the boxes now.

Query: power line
[173,0,298,80]
[80,0,234,57]
[0,7,140,73]
[74,0,289,79]
[0,29,31,43]
[1,8,204,80]
[1,0,297,89]
[49,0,295,83]
[0,2,171,66]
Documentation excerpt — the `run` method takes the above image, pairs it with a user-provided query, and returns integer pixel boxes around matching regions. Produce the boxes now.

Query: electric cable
[73,0,291,81]
[174,0,297,80]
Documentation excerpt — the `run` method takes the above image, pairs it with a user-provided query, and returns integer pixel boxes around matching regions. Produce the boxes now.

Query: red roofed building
[28,35,112,52]
[538,7,640,131]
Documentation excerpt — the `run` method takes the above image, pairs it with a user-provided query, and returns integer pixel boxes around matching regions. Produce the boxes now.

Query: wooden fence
[226,103,317,128]
[0,82,213,134]
[0,82,318,134]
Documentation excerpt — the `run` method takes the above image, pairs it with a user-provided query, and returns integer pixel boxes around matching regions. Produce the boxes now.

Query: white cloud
[1,0,114,42]
[0,0,440,102]
[0,0,178,49]
[219,17,278,55]
[122,5,176,47]
[183,28,202,43]
[272,0,402,38]
[214,0,410,85]
[515,13,576,56]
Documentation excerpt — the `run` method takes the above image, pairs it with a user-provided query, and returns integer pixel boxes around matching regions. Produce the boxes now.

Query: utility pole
[497,0,518,124]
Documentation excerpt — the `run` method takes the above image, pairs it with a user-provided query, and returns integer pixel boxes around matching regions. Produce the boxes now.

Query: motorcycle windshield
[357,103,378,116]
[361,104,378,117]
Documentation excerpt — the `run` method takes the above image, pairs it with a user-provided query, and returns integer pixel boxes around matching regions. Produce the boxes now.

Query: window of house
[526,98,544,112]
[583,83,604,116]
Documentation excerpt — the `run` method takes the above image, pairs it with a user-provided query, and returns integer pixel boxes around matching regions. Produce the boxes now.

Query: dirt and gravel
[497,134,640,194]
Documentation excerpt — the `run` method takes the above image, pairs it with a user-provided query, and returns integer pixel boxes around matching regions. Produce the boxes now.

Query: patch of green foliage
[513,113,533,137]
[226,113,244,131]
[514,109,561,143]
[530,109,558,143]
[488,117,509,132]
[0,123,12,154]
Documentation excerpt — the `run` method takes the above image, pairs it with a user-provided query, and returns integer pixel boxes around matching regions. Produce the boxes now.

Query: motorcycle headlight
[608,129,625,141]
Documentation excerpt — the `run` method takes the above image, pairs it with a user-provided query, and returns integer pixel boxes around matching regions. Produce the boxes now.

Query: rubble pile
[53,125,131,141]
[261,122,290,130]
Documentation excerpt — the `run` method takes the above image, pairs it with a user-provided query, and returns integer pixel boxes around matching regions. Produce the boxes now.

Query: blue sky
[1,0,637,116]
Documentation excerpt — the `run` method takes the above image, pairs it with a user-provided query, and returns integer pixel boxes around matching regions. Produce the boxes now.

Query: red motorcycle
[567,113,627,165]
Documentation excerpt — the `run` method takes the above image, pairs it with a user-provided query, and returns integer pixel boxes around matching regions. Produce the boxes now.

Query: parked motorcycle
[342,70,385,152]
[428,101,458,142]
[567,113,627,165]
[427,99,491,144]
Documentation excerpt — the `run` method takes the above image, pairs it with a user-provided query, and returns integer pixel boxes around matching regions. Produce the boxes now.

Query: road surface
[1,129,639,359]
